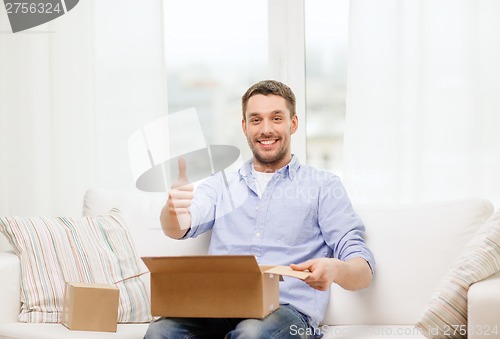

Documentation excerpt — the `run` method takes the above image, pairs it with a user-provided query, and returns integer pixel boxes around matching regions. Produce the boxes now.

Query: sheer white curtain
[0,0,167,216]
[343,0,500,205]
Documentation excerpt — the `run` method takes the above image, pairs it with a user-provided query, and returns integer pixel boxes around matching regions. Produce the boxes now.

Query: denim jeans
[143,304,319,339]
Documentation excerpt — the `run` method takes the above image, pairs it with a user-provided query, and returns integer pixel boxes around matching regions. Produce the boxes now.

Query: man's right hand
[160,157,194,238]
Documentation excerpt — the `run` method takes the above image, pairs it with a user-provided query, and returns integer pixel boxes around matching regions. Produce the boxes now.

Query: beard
[248,137,290,166]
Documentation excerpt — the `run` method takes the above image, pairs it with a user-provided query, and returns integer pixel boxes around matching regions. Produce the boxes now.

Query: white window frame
[268,0,307,161]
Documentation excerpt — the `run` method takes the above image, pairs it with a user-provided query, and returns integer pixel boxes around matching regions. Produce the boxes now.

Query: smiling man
[145,80,375,339]
[243,89,298,173]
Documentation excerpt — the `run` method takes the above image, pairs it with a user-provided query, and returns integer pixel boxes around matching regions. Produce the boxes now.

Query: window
[162,0,349,172]
[305,0,349,173]
[162,0,268,160]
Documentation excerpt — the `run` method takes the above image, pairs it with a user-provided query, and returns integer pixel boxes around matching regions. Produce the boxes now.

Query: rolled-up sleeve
[318,175,376,274]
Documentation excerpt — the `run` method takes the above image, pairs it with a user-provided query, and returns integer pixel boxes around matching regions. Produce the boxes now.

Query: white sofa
[1,188,500,339]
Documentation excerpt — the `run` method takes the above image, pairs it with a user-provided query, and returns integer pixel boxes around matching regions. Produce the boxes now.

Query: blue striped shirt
[185,155,375,327]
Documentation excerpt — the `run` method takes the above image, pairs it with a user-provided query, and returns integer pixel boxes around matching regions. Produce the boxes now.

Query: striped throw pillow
[0,208,151,323]
[416,209,500,338]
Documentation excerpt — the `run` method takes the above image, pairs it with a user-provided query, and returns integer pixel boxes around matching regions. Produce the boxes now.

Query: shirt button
[256,232,261,238]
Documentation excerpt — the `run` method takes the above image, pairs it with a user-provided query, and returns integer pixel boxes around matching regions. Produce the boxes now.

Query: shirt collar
[239,154,300,180]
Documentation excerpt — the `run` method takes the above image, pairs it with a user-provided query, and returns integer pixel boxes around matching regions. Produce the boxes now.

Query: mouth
[257,138,279,147]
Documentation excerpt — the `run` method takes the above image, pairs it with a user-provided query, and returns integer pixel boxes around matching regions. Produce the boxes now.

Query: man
[145,80,375,338]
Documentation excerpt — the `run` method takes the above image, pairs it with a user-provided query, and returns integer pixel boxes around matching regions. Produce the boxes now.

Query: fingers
[290,261,323,289]
[304,273,329,291]
[168,200,191,209]
[168,186,193,214]
[291,259,332,291]
[290,260,312,271]
[167,200,192,215]
[169,186,194,197]
[307,282,329,291]
[168,207,191,215]
[177,156,188,183]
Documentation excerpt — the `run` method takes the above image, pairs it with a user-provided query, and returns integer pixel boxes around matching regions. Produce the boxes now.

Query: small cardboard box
[62,282,120,332]
[141,255,309,319]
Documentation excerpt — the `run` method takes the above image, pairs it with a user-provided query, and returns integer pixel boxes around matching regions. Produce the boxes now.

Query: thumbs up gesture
[161,157,194,237]
[174,156,189,185]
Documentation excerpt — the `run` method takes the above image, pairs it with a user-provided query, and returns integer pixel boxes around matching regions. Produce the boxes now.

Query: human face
[242,94,298,172]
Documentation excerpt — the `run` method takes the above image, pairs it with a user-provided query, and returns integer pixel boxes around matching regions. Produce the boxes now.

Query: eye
[250,117,261,124]
[273,116,282,122]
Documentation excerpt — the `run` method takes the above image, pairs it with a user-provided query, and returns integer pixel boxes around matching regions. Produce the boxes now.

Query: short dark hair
[241,80,296,120]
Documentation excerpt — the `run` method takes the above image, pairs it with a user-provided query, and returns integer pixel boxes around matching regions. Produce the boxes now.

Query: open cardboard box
[142,255,310,319]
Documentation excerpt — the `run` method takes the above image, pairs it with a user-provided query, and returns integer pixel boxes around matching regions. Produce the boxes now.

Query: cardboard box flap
[142,255,262,274]
[264,266,311,280]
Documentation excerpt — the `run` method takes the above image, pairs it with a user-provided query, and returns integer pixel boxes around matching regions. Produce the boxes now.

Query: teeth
[260,140,276,145]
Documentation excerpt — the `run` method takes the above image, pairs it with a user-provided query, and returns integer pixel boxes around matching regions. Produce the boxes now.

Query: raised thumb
[177,157,188,182]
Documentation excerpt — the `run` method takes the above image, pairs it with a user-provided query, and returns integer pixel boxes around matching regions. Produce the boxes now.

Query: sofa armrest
[468,271,500,339]
[0,252,20,324]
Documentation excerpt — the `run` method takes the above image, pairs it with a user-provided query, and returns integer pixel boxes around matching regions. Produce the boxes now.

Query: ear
[241,118,247,135]
[290,115,298,135]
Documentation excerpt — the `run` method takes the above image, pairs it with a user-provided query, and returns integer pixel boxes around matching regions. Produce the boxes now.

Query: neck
[253,154,292,173]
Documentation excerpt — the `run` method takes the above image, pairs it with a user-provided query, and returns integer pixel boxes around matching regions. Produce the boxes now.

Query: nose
[260,118,273,135]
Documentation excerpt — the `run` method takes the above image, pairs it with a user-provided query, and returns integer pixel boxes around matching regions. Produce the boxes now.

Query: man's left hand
[290,258,338,291]
[290,257,372,291]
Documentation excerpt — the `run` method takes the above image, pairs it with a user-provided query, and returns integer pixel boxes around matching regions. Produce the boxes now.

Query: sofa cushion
[323,198,494,326]
[0,232,13,252]
[0,252,20,324]
[415,208,500,338]
[0,208,150,323]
